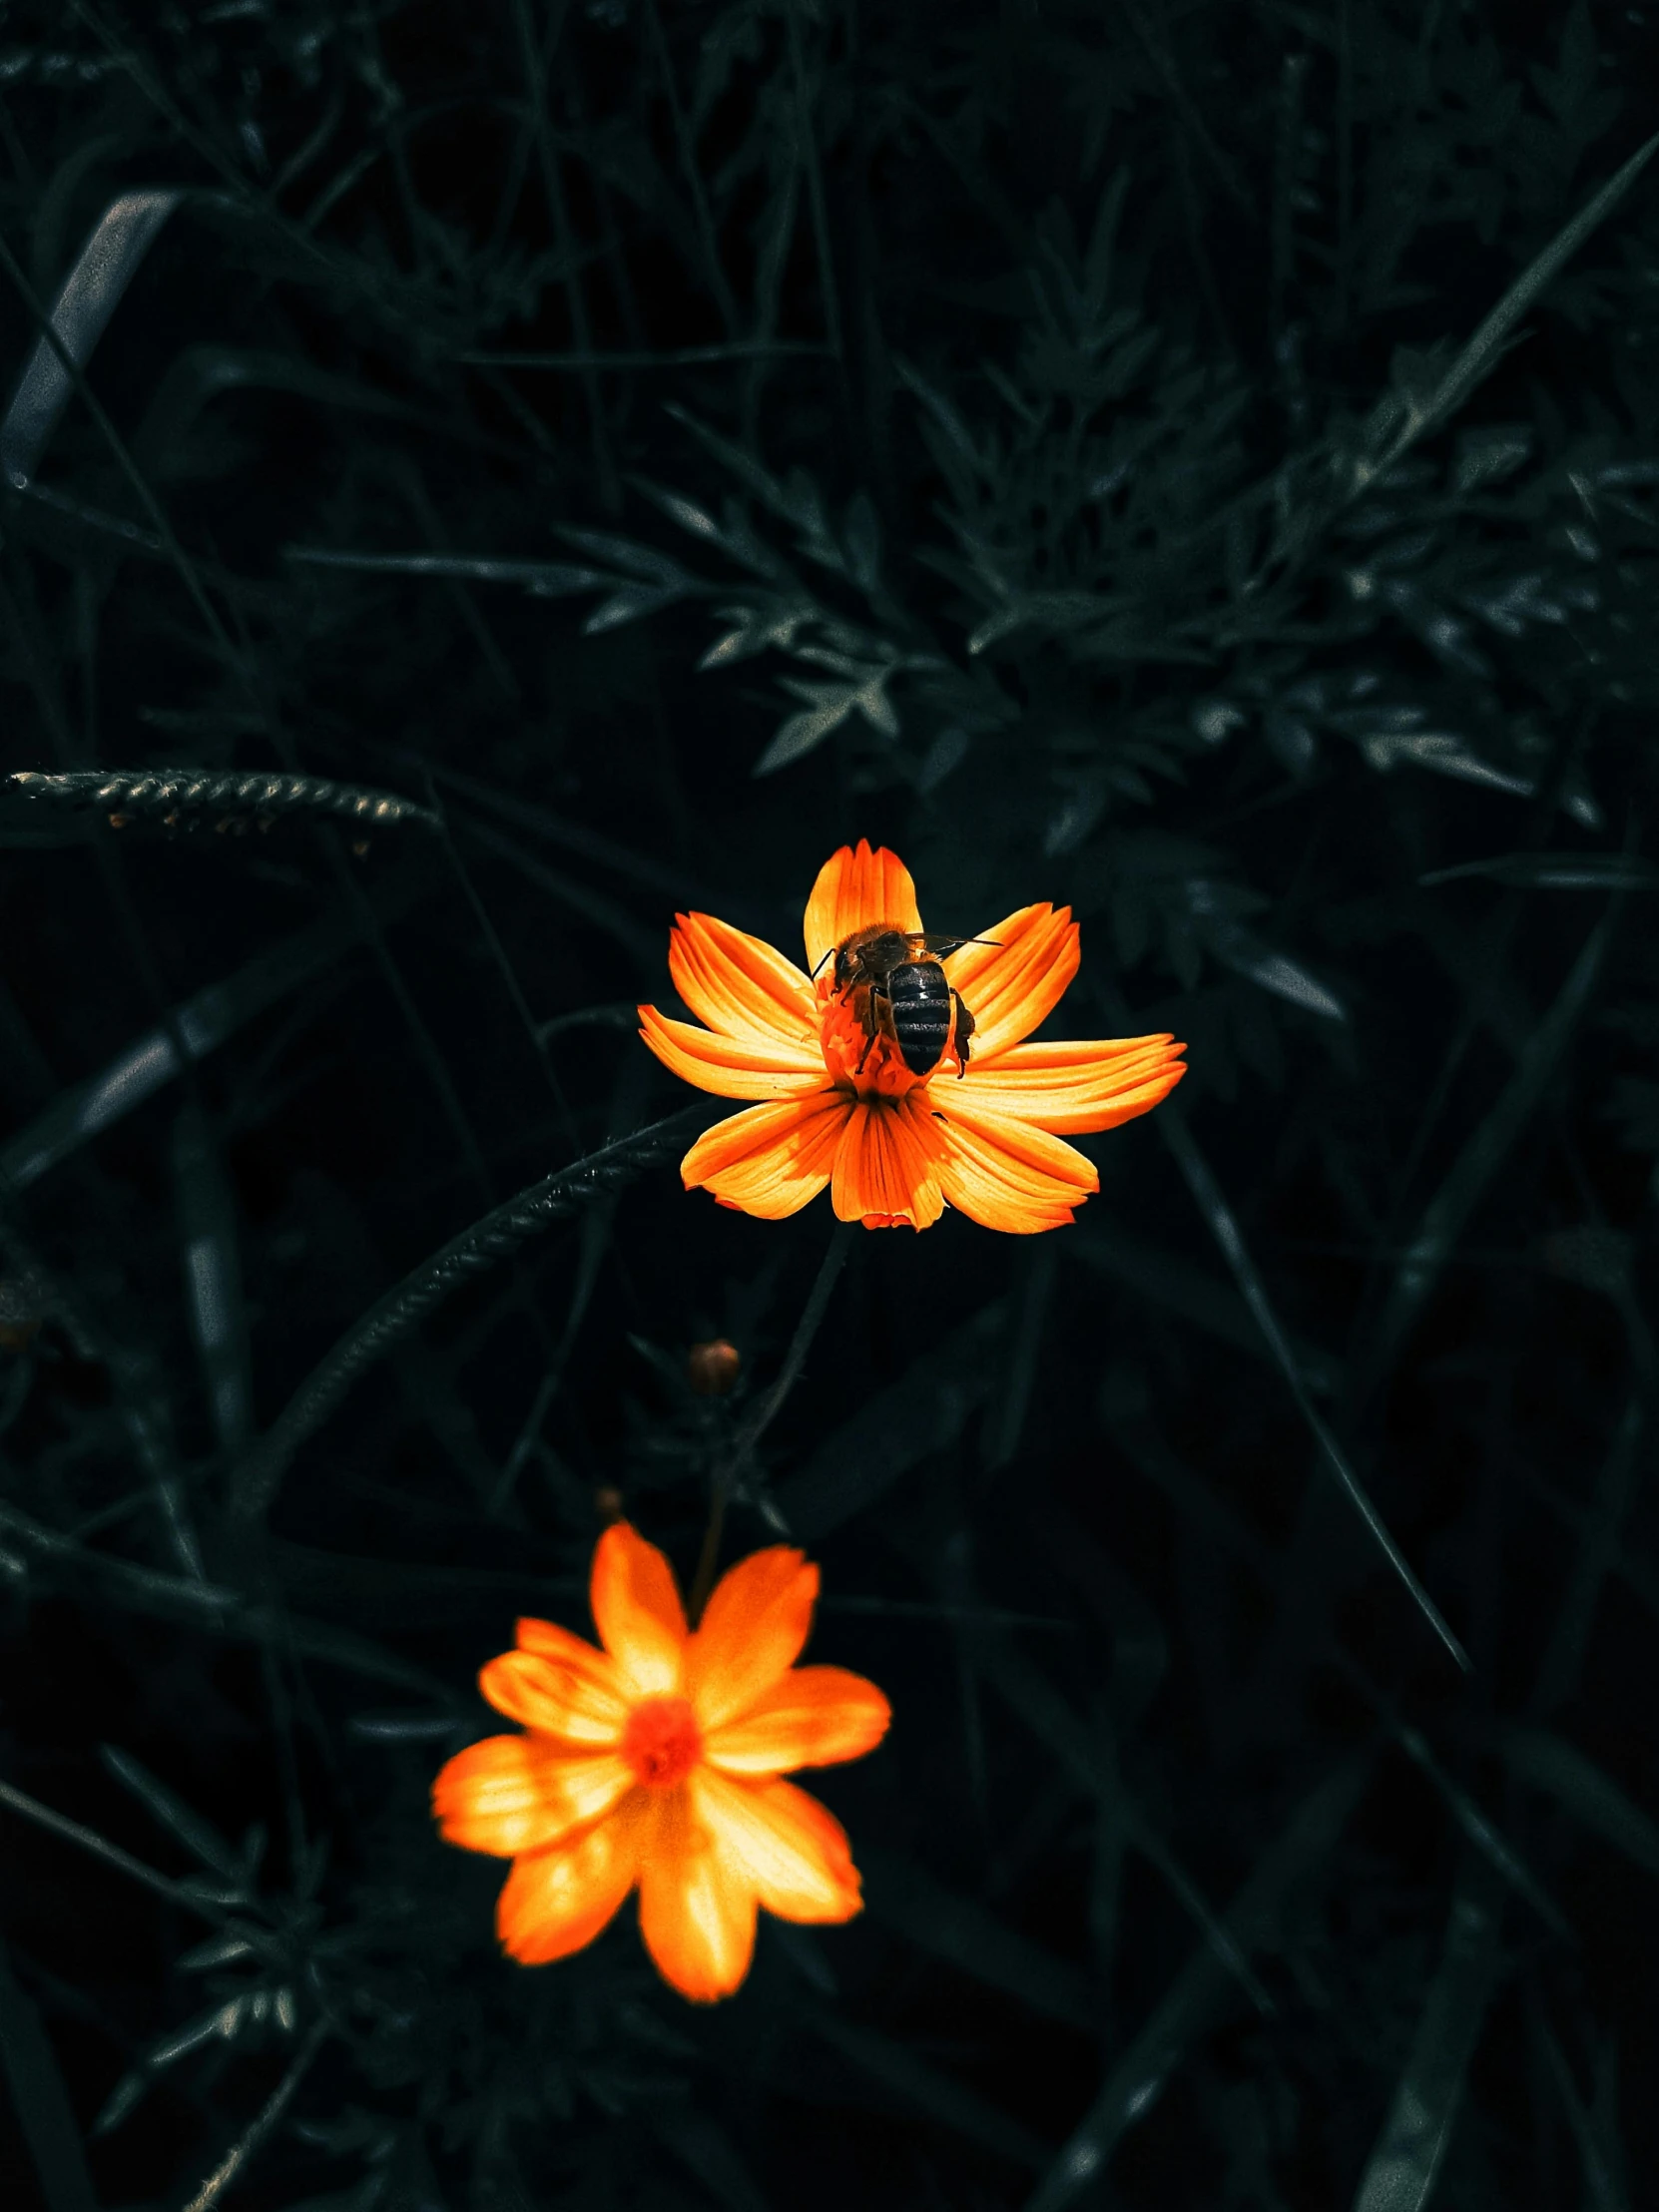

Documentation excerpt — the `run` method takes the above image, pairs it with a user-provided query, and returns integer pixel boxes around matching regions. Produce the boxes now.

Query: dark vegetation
[0,1,1656,2205]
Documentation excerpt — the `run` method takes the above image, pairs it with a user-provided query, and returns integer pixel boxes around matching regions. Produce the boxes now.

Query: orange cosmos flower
[432,1521,889,2002]
[639,840,1186,1232]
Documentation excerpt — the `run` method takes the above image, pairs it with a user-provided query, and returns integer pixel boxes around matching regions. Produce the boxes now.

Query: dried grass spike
[5,771,439,834]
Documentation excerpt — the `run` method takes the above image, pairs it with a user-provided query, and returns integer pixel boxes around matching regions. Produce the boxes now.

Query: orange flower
[432,1522,890,2003]
[639,840,1186,1232]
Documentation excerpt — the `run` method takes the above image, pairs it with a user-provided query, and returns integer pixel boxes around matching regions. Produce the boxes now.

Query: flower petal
[695,1771,861,1924]
[934,1094,1099,1234]
[685,1547,820,1731]
[432,1735,635,1856]
[954,1033,1187,1134]
[803,841,923,977]
[668,911,819,1048]
[704,1665,891,1775]
[830,1095,946,1230]
[682,1092,848,1221]
[590,1522,687,1696]
[944,904,1079,1060]
[637,1787,758,2001]
[495,1792,650,1964]
[479,1643,629,1748]
[639,1005,825,1100]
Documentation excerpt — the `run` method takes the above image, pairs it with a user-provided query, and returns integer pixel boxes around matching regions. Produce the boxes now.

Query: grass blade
[1365,910,1613,1395]
[861,1848,1096,2029]
[1161,1113,1469,1670]
[1024,1759,1370,2211]
[804,2005,1049,2170]
[0,1932,99,2212]
[1502,1729,1659,1880]
[1350,1867,1505,2212]
[172,1108,253,1458]
[777,1301,1007,1538]
[231,1108,704,1517]
[1357,132,1659,488]
[0,878,424,1191]
[1,187,182,485]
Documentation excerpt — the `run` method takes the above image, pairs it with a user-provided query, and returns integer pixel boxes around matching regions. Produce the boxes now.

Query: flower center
[819,980,929,1102]
[621,1695,703,1788]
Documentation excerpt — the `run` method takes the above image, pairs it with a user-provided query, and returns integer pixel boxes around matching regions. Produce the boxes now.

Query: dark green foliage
[0,1,1655,2206]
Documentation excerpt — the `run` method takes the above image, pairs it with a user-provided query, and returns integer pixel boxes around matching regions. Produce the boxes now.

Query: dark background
[0,1,1655,2206]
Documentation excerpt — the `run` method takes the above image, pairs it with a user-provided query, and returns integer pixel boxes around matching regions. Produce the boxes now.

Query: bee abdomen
[886,963,952,1076]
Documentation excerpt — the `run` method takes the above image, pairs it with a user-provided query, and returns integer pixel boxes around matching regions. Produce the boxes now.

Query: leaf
[1502,1729,1659,1880]
[651,2103,772,2212]
[0,876,424,1192]
[1024,1761,1371,2211]
[1392,1729,1569,1938]
[1534,2013,1630,2212]
[983,1243,1057,1470]
[1,187,183,486]
[1186,880,1347,1021]
[1365,910,1613,1390]
[698,597,817,670]
[803,2005,1050,2170]
[752,663,900,774]
[1355,130,1659,487]
[172,1107,253,1456]
[1070,1220,1339,1392]
[1161,1115,1469,1671]
[231,1108,705,1519]
[0,1932,99,2212]
[1349,1869,1505,2212]
[582,581,691,632]
[965,1626,1270,2017]
[777,1302,1007,1538]
[1420,852,1659,891]
[454,818,664,966]
[99,1746,245,1884]
[286,546,605,596]
[861,1848,1096,2029]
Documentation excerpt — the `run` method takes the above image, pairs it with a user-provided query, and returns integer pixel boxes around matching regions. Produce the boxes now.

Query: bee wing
[911,932,1000,956]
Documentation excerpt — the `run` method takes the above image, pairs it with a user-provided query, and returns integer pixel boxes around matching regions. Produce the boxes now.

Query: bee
[818,926,993,1080]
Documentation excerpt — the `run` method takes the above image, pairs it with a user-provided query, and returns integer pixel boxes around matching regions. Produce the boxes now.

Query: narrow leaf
[99,1746,244,1883]
[861,1848,1096,2029]
[1023,1761,1370,2211]
[1367,910,1613,1390]
[778,1302,1007,1538]
[1359,131,1659,484]
[805,2005,1050,2170]
[0,1932,99,2212]
[1349,1868,1505,2212]
[1,188,183,485]
[231,1108,704,1519]
[0,880,423,1192]
[1503,1729,1659,1879]
[1162,1115,1469,1670]
[1420,852,1659,891]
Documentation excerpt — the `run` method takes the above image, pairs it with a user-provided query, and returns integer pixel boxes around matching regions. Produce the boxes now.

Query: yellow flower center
[621,1694,703,1787]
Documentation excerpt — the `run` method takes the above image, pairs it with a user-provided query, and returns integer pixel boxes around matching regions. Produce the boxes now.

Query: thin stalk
[784,0,846,371]
[181,2019,328,2212]
[689,1219,855,1619]
[645,0,740,333]
[0,1777,223,1920]
[506,0,620,509]
[1335,0,1353,324]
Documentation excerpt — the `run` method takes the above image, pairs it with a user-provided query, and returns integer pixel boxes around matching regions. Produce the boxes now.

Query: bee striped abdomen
[886,961,953,1076]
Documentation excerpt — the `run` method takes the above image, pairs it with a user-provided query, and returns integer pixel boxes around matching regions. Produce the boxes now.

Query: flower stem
[689,1219,855,1620]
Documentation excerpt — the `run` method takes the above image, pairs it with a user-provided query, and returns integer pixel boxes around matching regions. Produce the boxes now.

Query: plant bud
[686,1339,741,1396]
